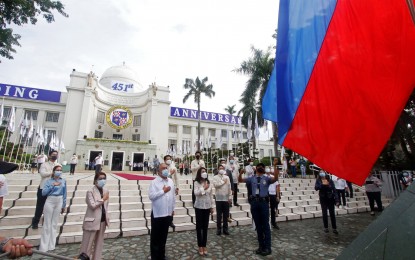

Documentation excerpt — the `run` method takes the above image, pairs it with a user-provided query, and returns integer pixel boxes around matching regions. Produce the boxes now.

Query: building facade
[0,65,275,171]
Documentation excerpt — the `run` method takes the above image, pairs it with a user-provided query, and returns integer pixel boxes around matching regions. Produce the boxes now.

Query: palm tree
[183,77,215,151]
[234,46,278,155]
[224,105,237,115]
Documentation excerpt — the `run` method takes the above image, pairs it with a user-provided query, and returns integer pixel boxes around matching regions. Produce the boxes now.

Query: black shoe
[255,248,263,255]
[223,230,230,235]
[261,249,272,256]
[324,228,329,233]
[333,229,339,235]
[216,230,221,236]
[234,203,240,206]
[32,224,38,229]
[170,223,176,231]
[272,224,279,230]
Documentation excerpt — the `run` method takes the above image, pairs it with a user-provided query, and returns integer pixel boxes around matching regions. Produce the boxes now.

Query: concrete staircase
[0,172,392,246]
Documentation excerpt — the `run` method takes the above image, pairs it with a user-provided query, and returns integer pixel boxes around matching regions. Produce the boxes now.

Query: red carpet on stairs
[113,173,155,181]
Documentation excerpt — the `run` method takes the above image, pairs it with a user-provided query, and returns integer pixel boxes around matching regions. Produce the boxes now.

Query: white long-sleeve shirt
[148,175,176,218]
[191,159,205,180]
[39,161,59,189]
[212,174,232,201]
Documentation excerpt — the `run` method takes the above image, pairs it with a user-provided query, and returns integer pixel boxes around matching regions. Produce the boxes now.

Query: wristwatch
[0,237,12,253]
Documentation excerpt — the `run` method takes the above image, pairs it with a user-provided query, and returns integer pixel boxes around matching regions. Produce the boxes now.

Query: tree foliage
[224,104,237,115]
[183,77,215,150]
[375,89,415,170]
[0,0,68,61]
[234,46,275,152]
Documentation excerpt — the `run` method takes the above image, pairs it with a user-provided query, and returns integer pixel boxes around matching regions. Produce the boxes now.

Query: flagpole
[0,127,6,152]
[8,130,20,162]
[14,132,25,164]
[1,130,10,160]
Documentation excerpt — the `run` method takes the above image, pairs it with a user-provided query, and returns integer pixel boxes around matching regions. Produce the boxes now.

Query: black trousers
[70,164,76,174]
[346,181,354,198]
[366,192,383,212]
[215,201,229,231]
[336,189,346,206]
[233,183,238,204]
[150,212,170,260]
[95,164,102,174]
[269,195,279,225]
[195,208,210,247]
[320,199,337,229]
[32,188,47,226]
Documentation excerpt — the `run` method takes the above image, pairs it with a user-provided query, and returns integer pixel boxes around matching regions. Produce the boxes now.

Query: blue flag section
[262,0,337,143]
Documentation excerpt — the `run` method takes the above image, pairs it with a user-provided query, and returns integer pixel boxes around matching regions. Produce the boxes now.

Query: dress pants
[233,183,238,204]
[150,212,170,260]
[95,164,102,174]
[32,188,47,227]
[320,199,337,229]
[70,164,76,174]
[336,189,346,206]
[80,221,106,260]
[215,201,229,231]
[39,196,62,252]
[269,195,279,226]
[366,192,383,212]
[195,208,210,247]
[251,200,271,251]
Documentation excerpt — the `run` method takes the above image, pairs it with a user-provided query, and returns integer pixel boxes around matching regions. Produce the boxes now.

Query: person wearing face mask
[39,165,67,252]
[364,172,383,216]
[399,172,412,190]
[164,154,178,230]
[212,164,232,235]
[193,167,214,256]
[227,156,240,207]
[149,163,176,260]
[191,151,205,204]
[245,158,255,178]
[315,170,339,234]
[79,172,110,260]
[238,162,278,256]
[32,150,59,229]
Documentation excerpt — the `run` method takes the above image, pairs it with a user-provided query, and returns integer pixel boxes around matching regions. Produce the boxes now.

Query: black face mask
[257,168,265,174]
[51,155,58,161]
[196,156,200,159]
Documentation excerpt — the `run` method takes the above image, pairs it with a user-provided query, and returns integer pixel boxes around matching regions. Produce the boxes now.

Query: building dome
[99,64,144,93]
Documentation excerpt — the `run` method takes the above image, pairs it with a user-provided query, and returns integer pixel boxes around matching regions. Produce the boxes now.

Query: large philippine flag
[263,0,415,185]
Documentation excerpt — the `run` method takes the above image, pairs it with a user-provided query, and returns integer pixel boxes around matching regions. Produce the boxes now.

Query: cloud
[0,0,279,125]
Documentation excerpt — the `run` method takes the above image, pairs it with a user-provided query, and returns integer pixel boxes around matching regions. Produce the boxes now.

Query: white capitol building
[0,64,274,171]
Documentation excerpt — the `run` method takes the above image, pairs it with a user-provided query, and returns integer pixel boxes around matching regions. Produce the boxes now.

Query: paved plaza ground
[22,213,376,260]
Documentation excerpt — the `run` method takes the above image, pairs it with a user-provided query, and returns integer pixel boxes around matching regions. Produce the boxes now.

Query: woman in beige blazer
[79,172,110,260]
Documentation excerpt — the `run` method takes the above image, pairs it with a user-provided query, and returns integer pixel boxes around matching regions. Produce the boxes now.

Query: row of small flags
[0,103,64,151]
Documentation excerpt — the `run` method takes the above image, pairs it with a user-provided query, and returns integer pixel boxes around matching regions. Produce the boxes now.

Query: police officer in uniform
[239,160,278,256]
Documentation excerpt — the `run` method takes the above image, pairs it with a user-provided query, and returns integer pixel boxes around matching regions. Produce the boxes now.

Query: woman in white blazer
[79,172,110,260]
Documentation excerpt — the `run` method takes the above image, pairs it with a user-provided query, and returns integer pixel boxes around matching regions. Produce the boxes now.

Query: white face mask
[219,169,225,175]
[201,172,208,179]
[249,162,253,166]
[265,168,270,173]
[166,160,172,165]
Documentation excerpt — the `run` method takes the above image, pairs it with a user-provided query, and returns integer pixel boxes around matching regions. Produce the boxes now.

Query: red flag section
[282,0,415,185]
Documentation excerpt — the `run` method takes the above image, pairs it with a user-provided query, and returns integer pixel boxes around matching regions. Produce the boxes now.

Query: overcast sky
[0,0,279,118]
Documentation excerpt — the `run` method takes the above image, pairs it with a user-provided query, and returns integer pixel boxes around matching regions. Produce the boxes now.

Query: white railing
[373,170,414,199]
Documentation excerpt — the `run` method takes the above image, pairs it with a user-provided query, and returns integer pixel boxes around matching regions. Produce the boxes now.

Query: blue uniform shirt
[42,178,67,208]
[246,175,273,198]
